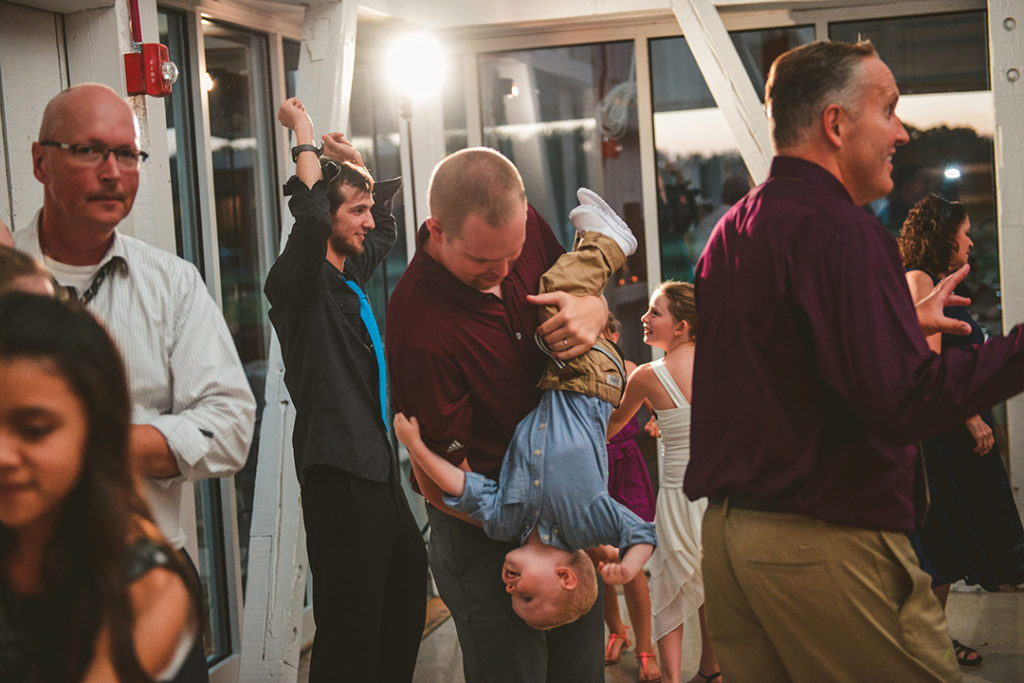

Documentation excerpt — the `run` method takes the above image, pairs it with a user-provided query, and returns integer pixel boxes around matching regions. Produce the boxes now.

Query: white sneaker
[569,187,637,256]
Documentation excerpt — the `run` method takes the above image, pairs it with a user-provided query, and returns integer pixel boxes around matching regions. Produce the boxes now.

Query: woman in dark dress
[898,195,1024,667]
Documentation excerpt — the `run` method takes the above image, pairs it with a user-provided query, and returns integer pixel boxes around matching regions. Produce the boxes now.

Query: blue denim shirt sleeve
[444,471,522,543]
[588,496,658,556]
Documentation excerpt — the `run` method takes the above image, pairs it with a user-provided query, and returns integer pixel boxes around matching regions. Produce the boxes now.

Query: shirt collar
[769,156,854,204]
[413,222,508,306]
[29,208,132,275]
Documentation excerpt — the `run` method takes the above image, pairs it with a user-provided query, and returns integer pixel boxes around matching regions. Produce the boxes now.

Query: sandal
[637,651,661,682]
[604,627,631,664]
[952,639,982,666]
[689,671,722,683]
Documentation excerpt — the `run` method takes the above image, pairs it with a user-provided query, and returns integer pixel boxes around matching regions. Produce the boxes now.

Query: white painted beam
[295,0,359,134]
[668,0,772,183]
[989,0,1024,516]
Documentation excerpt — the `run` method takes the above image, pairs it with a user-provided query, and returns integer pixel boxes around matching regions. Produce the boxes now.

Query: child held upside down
[395,188,657,631]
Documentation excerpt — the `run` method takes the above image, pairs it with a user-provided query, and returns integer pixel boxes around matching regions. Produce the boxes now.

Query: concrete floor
[298,586,1024,682]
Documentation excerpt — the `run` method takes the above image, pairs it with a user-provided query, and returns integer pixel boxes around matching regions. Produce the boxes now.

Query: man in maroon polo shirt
[386,148,609,682]
[687,40,1024,680]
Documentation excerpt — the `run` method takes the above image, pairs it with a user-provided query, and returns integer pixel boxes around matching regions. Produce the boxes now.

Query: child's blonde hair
[656,281,696,338]
[514,550,598,630]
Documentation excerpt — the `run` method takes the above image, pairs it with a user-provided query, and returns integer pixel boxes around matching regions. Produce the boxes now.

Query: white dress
[648,357,707,643]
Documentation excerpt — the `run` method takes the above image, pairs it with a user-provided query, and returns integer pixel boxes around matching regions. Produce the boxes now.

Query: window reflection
[159,8,230,663]
[649,27,813,280]
[202,19,278,596]
[443,56,467,154]
[831,12,999,334]
[479,42,650,363]
[159,9,203,275]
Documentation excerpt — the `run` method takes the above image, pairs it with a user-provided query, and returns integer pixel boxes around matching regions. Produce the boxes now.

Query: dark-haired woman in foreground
[0,293,199,681]
[899,195,1024,667]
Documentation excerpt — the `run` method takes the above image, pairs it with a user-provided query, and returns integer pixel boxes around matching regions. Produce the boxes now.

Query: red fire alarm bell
[124,43,178,97]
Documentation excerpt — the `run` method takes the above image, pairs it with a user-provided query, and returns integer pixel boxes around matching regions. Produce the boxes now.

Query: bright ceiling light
[943,166,962,180]
[385,31,446,102]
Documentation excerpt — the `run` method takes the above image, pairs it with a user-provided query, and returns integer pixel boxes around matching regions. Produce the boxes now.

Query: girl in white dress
[607,282,721,683]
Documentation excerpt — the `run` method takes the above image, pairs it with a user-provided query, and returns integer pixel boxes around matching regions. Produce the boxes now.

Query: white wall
[0,1,66,230]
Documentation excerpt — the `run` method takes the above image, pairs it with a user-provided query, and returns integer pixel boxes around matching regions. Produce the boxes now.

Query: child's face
[502,543,569,623]
[641,291,681,350]
[0,357,87,537]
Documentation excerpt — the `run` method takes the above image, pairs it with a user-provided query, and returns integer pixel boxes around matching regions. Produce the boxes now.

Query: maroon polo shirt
[386,205,565,482]
[686,156,1024,532]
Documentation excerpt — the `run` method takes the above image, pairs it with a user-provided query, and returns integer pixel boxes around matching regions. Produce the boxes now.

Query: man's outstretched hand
[916,264,972,337]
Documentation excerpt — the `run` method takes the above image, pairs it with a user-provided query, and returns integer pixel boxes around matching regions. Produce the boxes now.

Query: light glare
[944,166,962,180]
[386,32,446,101]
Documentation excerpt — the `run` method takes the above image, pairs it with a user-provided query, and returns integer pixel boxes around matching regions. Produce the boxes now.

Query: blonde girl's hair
[656,281,696,338]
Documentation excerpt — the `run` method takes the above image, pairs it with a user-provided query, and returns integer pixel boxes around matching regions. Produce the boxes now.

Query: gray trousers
[427,505,605,683]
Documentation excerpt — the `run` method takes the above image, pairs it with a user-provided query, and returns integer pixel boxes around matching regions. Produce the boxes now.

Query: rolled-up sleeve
[445,472,521,543]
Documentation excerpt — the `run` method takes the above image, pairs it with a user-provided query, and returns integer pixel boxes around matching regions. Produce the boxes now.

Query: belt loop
[723,494,731,516]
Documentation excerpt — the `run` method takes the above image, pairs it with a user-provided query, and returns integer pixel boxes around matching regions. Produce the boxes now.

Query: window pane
[443,55,467,154]
[202,19,278,595]
[194,479,232,660]
[159,8,204,275]
[830,11,989,94]
[649,27,812,280]
[479,42,651,363]
[830,12,999,334]
[731,26,816,102]
[284,38,300,100]
[159,7,228,664]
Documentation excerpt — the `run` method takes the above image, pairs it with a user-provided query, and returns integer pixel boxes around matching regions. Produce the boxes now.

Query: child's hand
[277,97,313,138]
[643,415,660,438]
[598,561,637,585]
[393,413,421,448]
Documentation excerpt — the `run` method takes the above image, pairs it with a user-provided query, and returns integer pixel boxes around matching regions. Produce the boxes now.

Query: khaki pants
[702,502,961,682]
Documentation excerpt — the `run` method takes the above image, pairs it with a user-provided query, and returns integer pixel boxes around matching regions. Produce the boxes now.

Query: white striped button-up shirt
[17,214,256,549]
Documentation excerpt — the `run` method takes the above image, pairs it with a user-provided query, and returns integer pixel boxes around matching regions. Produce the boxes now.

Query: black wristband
[291,143,323,162]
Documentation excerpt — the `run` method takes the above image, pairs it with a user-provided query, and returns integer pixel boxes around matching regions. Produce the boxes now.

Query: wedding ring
[562,339,569,349]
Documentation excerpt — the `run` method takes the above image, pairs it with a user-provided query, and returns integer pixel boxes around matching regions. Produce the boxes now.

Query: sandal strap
[604,627,630,661]
[637,652,660,682]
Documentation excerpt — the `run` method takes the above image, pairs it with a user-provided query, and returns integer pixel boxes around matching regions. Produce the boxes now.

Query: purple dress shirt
[386,206,565,483]
[685,156,1024,531]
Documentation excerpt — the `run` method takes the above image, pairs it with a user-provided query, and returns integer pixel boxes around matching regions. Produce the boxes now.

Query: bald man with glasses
[15,83,256,683]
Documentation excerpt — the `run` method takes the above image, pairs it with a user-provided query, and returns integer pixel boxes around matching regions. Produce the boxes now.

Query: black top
[0,537,180,682]
[265,175,400,484]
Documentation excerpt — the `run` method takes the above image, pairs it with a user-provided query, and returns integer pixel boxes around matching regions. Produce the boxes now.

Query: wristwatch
[291,143,323,162]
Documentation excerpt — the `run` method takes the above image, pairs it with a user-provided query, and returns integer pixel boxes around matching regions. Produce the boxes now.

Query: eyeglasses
[39,141,149,169]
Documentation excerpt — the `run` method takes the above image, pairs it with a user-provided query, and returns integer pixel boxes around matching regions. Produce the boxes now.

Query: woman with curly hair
[0,293,200,682]
[898,195,1024,668]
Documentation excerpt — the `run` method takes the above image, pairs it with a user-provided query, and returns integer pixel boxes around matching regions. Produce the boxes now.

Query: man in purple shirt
[687,40,1024,680]
[386,148,610,682]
